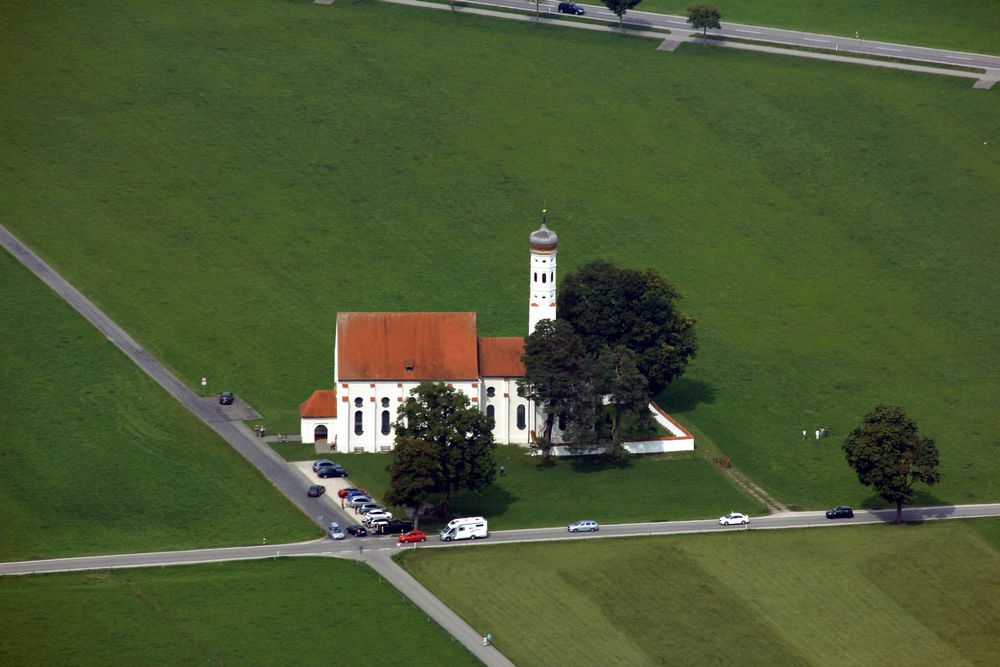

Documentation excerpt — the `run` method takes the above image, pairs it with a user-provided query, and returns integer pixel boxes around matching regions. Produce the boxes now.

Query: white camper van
[439,517,488,541]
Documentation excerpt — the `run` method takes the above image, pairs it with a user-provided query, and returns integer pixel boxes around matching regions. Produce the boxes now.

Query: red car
[398,530,426,544]
[337,487,366,499]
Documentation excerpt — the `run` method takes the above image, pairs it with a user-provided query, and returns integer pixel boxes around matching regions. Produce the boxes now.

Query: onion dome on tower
[528,211,558,335]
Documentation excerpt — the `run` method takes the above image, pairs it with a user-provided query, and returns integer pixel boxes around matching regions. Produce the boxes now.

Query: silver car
[328,522,345,540]
[568,520,600,533]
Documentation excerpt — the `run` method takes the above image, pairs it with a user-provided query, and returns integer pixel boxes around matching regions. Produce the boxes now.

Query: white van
[439,517,488,541]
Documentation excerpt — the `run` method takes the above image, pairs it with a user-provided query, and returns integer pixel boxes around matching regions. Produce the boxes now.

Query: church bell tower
[528,212,558,335]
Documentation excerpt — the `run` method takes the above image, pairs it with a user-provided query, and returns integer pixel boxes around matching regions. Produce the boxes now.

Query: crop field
[286,445,762,529]
[399,519,1000,666]
[0,253,318,561]
[2,0,998,513]
[0,558,478,667]
[636,0,1000,54]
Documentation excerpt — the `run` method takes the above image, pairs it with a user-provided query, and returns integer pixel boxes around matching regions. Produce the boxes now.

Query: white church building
[299,218,694,454]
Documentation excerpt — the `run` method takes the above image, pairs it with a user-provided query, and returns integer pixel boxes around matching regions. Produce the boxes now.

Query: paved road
[5,503,999,576]
[0,224,509,665]
[479,0,1000,70]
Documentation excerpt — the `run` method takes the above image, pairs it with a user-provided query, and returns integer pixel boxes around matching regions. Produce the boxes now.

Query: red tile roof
[337,312,480,381]
[300,389,337,418]
[478,337,526,377]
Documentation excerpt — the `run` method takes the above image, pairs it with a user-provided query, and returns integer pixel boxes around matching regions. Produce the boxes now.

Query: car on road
[825,505,854,519]
[399,530,427,544]
[558,2,585,15]
[317,466,348,478]
[307,485,326,498]
[338,487,366,498]
[312,459,342,473]
[568,519,600,533]
[377,519,414,535]
[346,525,368,537]
[328,522,345,540]
[218,391,235,405]
[719,512,750,525]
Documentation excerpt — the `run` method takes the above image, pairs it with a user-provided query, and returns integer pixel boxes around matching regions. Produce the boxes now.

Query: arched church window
[516,405,526,430]
[354,397,363,408]
[381,397,390,407]
[542,273,547,283]
[486,405,495,420]
[550,271,554,282]
[354,410,363,435]
[533,272,537,282]
[486,387,495,398]
[381,410,391,435]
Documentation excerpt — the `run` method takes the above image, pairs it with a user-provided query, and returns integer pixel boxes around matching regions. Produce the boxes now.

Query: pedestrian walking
[802,430,807,439]
[500,466,506,477]
[815,429,820,440]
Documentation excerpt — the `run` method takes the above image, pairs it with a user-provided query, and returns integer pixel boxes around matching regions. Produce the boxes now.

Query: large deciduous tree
[687,4,721,45]
[602,0,643,31]
[559,260,698,396]
[596,345,653,446]
[518,318,595,461]
[385,436,440,528]
[393,382,497,517]
[842,405,941,525]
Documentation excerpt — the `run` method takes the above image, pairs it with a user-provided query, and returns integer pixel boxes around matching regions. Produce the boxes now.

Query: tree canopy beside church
[392,382,497,516]
[559,260,698,397]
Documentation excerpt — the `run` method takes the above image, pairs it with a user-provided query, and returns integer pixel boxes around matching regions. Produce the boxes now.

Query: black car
[346,525,368,537]
[307,485,326,498]
[558,2,585,15]
[825,505,854,519]
[218,392,235,405]
[312,459,344,473]
[377,519,414,535]
[317,466,348,478]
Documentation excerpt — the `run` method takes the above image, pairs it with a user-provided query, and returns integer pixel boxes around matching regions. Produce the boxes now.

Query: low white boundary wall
[547,402,695,456]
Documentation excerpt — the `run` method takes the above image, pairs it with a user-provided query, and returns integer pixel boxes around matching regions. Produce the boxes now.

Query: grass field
[1,0,998,512]
[282,445,762,529]
[399,519,1000,666]
[636,0,1000,54]
[0,558,477,667]
[0,253,318,561]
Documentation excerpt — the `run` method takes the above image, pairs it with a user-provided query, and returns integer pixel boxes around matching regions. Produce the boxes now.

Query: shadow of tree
[656,377,717,412]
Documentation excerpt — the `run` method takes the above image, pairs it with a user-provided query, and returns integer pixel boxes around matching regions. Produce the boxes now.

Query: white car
[719,512,750,526]
[568,520,599,533]
[364,510,393,523]
[347,495,374,508]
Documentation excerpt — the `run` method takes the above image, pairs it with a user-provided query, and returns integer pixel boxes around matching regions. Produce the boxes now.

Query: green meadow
[2,0,998,513]
[637,0,1000,54]
[399,519,1000,666]
[284,445,762,529]
[0,558,477,667]
[0,253,317,561]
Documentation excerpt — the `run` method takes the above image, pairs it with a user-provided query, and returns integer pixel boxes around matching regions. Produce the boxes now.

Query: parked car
[357,503,383,515]
[218,391,235,405]
[317,466,348,478]
[338,487,365,499]
[558,1,585,15]
[719,512,750,525]
[399,530,427,544]
[825,505,854,519]
[346,525,368,537]
[366,518,390,531]
[328,522,345,540]
[568,520,600,533]
[307,485,326,498]
[378,519,414,535]
[364,509,393,523]
[346,490,370,501]
[312,459,342,473]
[348,495,374,508]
